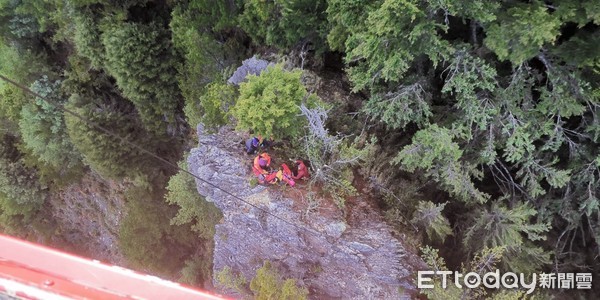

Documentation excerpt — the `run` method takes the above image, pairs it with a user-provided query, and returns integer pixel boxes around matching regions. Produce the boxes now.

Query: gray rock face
[227,56,272,86]
[188,125,424,299]
[48,173,126,265]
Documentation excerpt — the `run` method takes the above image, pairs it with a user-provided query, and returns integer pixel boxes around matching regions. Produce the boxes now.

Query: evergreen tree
[183,81,237,131]
[72,9,105,69]
[171,0,244,126]
[239,0,328,52]
[337,0,600,276]
[64,92,160,181]
[231,64,317,139]
[411,201,452,242]
[463,201,551,273]
[0,134,46,224]
[119,186,197,276]
[102,20,183,135]
[165,159,222,240]
[18,76,83,174]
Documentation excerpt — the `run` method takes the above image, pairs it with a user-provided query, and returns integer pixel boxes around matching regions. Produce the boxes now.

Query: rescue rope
[0,74,358,252]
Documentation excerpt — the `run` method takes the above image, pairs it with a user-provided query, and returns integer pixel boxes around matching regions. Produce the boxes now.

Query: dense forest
[0,0,599,298]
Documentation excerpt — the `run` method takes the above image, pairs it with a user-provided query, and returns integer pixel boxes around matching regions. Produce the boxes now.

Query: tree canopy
[0,0,599,297]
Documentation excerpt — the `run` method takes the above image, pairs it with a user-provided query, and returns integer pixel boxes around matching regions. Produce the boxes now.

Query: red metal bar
[0,234,226,300]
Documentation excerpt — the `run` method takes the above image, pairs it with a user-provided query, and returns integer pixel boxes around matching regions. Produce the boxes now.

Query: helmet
[259,158,268,167]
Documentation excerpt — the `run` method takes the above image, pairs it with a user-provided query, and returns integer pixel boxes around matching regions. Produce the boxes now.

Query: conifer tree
[102,20,182,135]
[64,93,160,181]
[0,134,46,224]
[18,76,83,174]
[411,201,452,242]
[463,201,551,273]
[231,64,316,139]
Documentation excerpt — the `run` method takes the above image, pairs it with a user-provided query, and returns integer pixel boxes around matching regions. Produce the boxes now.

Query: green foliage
[342,0,453,90]
[119,186,197,276]
[179,254,214,287]
[72,9,105,69]
[0,0,40,41]
[232,65,315,139]
[325,0,376,52]
[420,246,520,299]
[301,103,375,209]
[341,7,599,280]
[363,80,432,129]
[249,261,309,300]
[102,20,182,134]
[464,201,551,273]
[395,124,460,172]
[216,262,308,299]
[0,84,27,124]
[239,0,328,51]
[64,93,161,181]
[484,3,560,65]
[395,124,489,204]
[216,266,248,295]
[171,1,243,128]
[442,49,499,135]
[411,201,452,242]
[0,134,46,223]
[553,30,600,68]
[165,159,222,240]
[419,246,463,299]
[165,156,221,285]
[0,41,48,123]
[18,76,83,174]
[0,0,597,296]
[184,81,237,131]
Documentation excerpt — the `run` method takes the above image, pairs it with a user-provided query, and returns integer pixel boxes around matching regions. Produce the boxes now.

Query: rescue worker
[292,160,310,180]
[277,163,296,187]
[252,153,273,184]
[245,137,260,155]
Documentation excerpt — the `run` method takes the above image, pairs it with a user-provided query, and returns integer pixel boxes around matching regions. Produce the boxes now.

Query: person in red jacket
[277,163,296,187]
[293,160,310,180]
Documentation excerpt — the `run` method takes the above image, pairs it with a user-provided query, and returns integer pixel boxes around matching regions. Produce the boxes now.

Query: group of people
[246,137,309,187]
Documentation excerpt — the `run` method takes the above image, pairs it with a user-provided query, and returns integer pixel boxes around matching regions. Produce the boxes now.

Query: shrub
[250,261,308,300]
[216,261,308,299]
[179,253,214,287]
[165,159,222,240]
[216,266,248,295]
[231,64,318,140]
[300,103,375,209]
[184,81,237,131]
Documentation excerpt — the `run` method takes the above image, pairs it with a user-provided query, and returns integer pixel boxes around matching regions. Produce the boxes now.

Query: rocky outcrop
[227,56,272,86]
[48,173,126,265]
[188,125,424,299]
